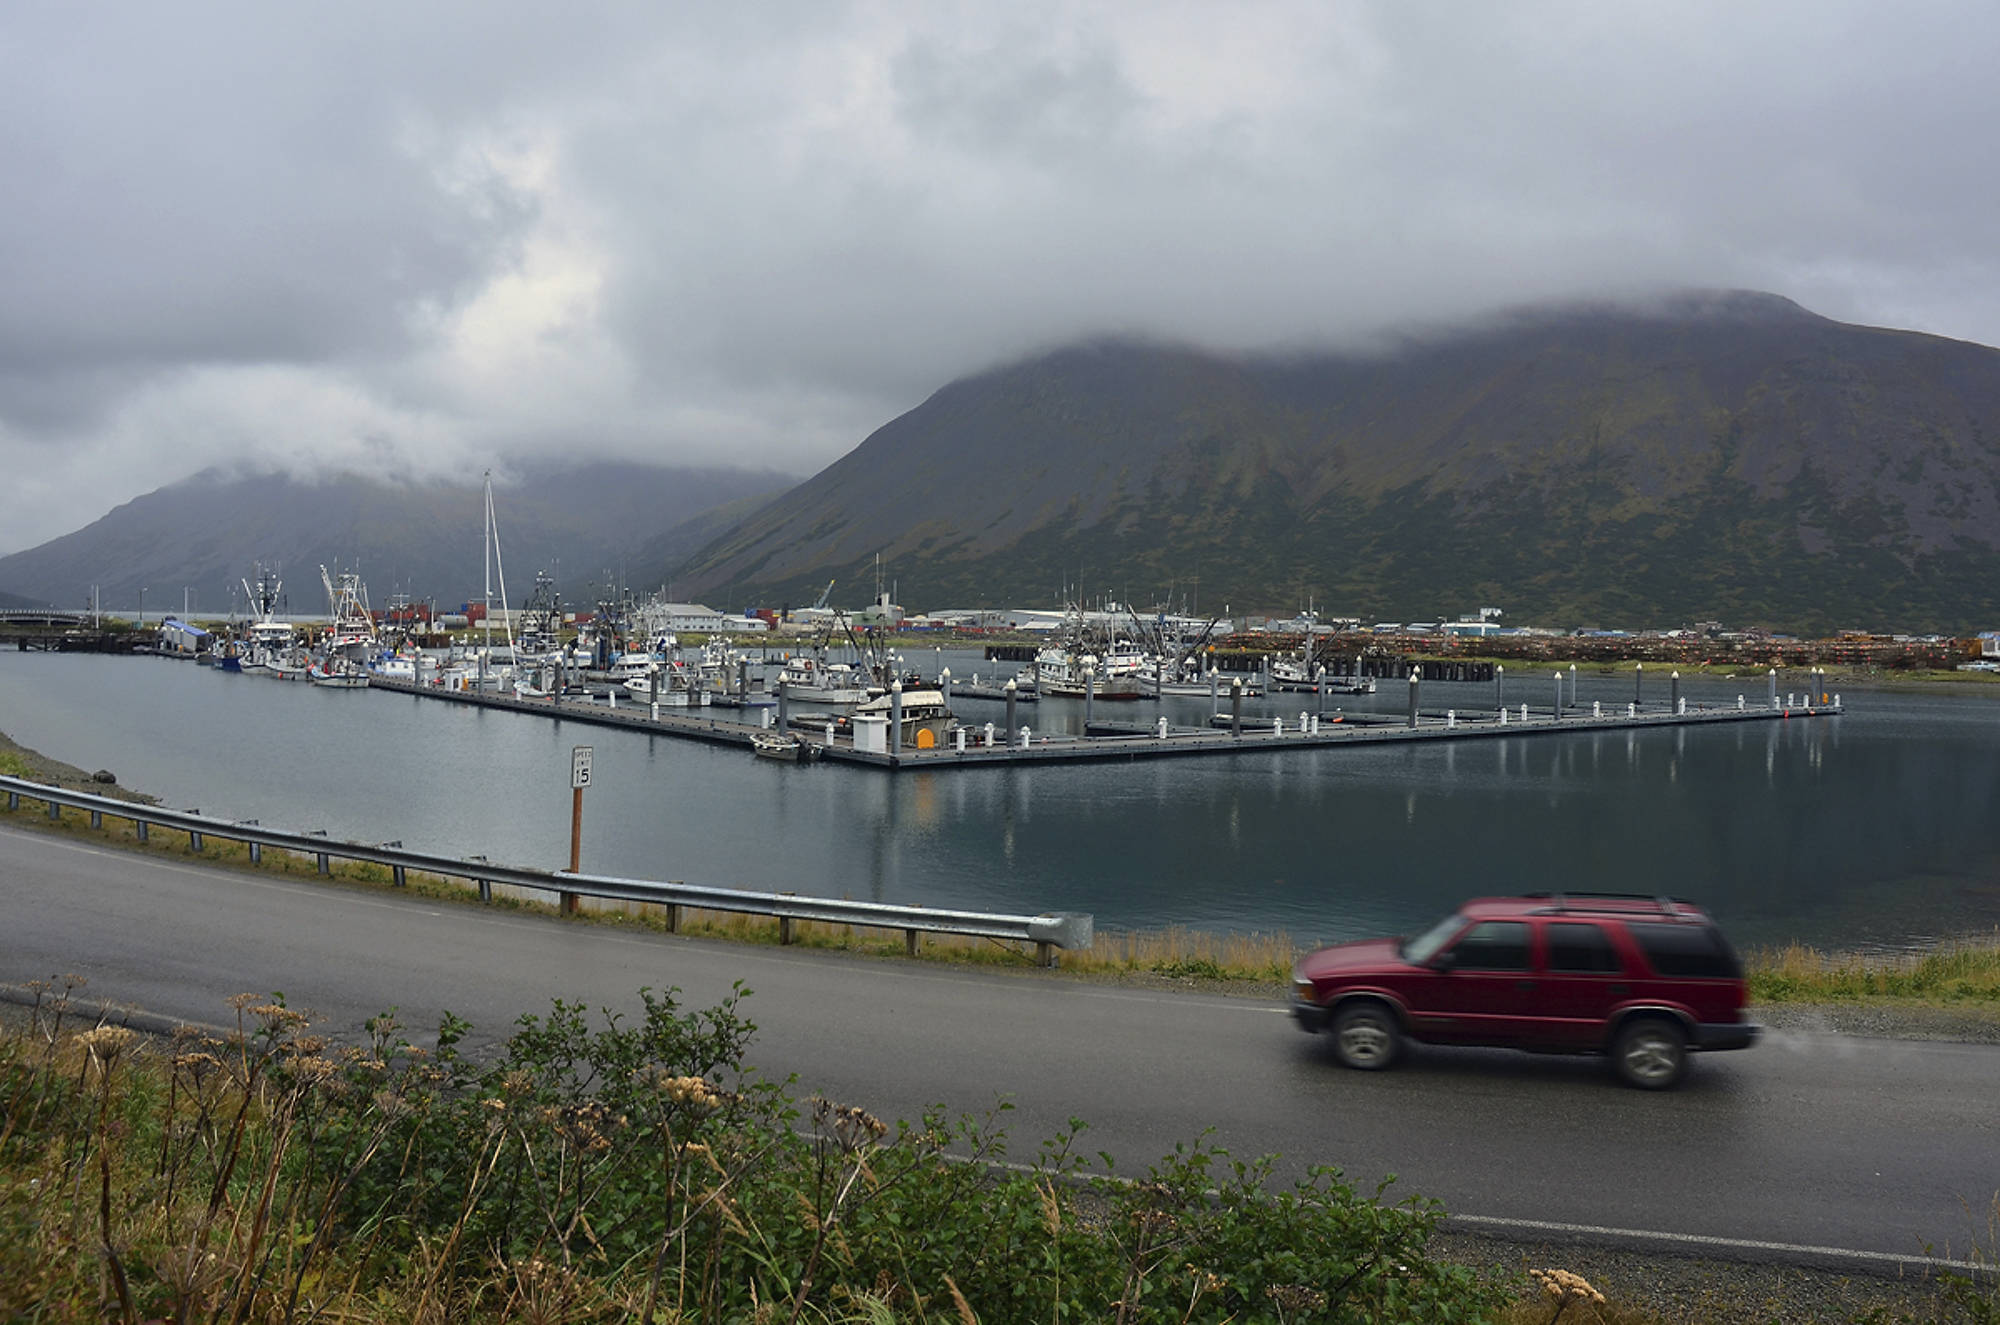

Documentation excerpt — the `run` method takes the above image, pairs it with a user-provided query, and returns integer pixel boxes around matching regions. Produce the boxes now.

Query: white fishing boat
[622,660,711,706]
[307,658,369,688]
[776,655,871,704]
[1026,649,1144,700]
[317,565,377,663]
[1136,663,1262,698]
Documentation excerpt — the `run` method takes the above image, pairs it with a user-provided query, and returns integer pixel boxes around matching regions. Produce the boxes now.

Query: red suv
[1290,893,1759,1089]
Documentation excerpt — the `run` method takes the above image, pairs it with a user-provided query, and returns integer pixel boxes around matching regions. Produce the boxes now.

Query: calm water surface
[3,650,1997,951]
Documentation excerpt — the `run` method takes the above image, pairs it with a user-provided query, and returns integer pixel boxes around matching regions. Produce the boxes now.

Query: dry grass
[1746,934,2000,1005]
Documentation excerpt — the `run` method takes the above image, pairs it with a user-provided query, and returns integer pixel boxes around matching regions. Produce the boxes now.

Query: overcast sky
[3,2,1996,555]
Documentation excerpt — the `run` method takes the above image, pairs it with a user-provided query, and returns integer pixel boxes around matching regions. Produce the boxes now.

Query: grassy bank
[2,982,1513,1324]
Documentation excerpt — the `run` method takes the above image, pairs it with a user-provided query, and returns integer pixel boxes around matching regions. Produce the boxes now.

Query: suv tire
[1331,1002,1401,1071]
[1612,1018,1687,1090]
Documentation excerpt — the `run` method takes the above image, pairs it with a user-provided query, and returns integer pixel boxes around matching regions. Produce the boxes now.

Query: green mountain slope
[672,292,2000,633]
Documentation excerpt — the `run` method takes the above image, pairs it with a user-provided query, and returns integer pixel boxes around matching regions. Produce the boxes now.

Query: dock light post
[1209,667,1220,708]
[1004,678,1019,745]
[1671,670,1681,714]
[1568,663,1577,706]
[1635,662,1644,707]
[889,680,903,757]
[1768,668,1779,710]
[939,667,951,706]
[1231,676,1245,738]
[1407,665,1421,729]
[1083,659,1096,734]
[1495,663,1505,715]
[1553,671,1563,720]
[1314,664,1325,715]
[776,677,789,731]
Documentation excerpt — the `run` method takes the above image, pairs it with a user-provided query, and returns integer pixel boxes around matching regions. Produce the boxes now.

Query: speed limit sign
[570,746,593,789]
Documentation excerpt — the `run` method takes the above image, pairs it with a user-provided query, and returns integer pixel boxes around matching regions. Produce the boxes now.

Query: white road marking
[1448,1212,1989,1272]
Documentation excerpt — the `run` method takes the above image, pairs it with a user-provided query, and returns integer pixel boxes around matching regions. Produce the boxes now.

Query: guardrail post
[664,902,680,933]
[47,798,60,822]
[135,818,148,842]
[906,928,920,956]
[308,829,328,873]
[6,791,16,811]
[778,893,796,945]
[89,809,102,830]
[1036,940,1055,968]
[188,822,203,850]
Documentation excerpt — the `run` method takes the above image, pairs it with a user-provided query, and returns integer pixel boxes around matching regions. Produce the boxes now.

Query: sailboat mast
[483,472,494,650]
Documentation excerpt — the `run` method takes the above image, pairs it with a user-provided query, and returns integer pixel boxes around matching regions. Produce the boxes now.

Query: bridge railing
[0,776,1092,965]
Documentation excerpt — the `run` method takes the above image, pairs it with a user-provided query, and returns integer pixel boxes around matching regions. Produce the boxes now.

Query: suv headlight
[1293,978,1318,1002]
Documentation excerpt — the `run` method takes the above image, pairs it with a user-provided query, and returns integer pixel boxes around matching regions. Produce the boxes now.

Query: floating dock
[365,677,1839,771]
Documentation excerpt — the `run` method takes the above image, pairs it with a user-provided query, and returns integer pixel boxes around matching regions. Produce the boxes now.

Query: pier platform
[365,678,1839,771]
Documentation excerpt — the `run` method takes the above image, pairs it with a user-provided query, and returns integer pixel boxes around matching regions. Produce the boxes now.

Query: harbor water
[2,650,1997,953]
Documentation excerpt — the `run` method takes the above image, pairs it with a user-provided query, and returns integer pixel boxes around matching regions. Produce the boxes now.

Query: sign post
[563,746,592,914]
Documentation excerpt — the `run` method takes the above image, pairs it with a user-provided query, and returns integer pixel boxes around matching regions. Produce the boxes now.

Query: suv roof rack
[1524,891,1693,917]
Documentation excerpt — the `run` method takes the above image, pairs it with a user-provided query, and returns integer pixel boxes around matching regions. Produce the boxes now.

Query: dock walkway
[365,678,1838,771]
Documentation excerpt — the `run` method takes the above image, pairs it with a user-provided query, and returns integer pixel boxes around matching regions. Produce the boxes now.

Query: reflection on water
[2,652,1998,951]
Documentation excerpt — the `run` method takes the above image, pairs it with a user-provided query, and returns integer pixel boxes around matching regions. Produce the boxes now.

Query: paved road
[4,823,1996,1270]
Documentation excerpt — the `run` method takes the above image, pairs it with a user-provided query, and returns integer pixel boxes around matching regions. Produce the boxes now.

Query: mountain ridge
[663,293,2000,633]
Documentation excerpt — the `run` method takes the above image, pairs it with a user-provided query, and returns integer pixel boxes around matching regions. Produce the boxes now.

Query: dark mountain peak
[672,292,2000,633]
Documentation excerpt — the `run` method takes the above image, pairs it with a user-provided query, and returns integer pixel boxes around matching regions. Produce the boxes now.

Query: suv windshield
[1399,911,1466,965]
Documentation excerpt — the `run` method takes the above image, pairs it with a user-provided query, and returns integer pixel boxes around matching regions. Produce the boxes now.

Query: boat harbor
[365,670,1840,771]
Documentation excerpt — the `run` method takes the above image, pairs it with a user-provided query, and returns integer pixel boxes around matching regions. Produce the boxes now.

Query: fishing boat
[622,660,711,706]
[1137,662,1263,698]
[307,658,369,688]
[233,566,297,673]
[317,565,378,663]
[776,655,871,704]
[1025,648,1145,700]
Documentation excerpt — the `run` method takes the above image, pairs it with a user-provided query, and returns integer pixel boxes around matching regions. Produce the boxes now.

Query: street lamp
[138,586,146,626]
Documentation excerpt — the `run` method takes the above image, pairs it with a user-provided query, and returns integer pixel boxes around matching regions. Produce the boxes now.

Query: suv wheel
[1612,1019,1687,1090]
[1331,1002,1401,1071]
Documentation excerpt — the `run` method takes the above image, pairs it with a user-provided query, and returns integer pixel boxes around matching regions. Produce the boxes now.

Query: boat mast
[483,472,494,652]
[482,470,514,655]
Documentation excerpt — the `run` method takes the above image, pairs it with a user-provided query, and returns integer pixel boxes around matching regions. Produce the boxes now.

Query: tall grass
[1745,934,2000,1005]
[1,980,1506,1323]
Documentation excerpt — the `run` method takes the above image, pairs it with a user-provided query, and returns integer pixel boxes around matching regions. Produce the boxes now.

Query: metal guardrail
[0,776,1093,965]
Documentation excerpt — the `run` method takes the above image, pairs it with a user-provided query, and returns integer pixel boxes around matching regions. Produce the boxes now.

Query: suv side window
[1628,921,1742,978]
[1545,921,1625,973]
[1448,921,1531,971]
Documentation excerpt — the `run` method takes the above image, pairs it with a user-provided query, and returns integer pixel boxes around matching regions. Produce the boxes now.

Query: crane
[812,579,835,611]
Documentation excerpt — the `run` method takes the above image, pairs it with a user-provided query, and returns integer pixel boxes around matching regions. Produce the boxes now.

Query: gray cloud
[3,1,1996,554]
